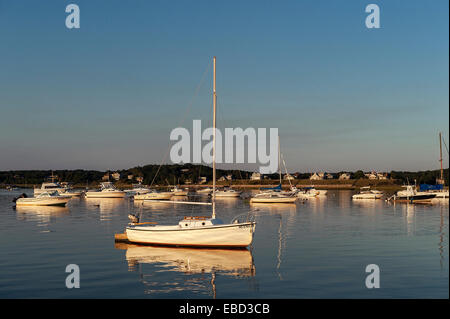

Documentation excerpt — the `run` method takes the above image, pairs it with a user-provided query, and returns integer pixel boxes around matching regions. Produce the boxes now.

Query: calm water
[0,189,448,298]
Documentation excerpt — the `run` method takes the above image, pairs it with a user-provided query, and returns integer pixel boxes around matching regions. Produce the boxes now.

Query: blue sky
[0,0,448,172]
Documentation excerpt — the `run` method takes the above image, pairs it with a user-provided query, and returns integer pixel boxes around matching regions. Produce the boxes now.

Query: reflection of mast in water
[116,243,256,298]
[439,205,446,270]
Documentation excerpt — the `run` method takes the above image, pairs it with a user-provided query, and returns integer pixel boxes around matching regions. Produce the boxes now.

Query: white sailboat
[124,57,256,248]
[250,138,297,204]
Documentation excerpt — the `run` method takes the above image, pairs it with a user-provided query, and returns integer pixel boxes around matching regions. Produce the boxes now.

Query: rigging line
[442,136,449,156]
[149,60,212,188]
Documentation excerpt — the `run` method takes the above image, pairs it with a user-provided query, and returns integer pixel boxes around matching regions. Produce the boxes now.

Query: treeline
[0,165,447,186]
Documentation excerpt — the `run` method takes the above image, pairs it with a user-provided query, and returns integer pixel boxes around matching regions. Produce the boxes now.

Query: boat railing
[231,212,256,224]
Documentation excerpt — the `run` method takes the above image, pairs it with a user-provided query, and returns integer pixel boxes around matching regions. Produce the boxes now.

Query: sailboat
[123,57,256,248]
[250,137,297,204]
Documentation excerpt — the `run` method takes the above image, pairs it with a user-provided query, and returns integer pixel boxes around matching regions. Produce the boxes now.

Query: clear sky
[0,0,448,172]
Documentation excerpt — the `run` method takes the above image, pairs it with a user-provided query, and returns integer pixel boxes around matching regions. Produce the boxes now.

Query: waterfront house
[310,173,323,180]
[284,173,295,180]
[339,173,351,180]
[250,172,261,181]
[102,173,110,181]
[325,173,334,179]
[199,176,207,184]
[112,172,121,181]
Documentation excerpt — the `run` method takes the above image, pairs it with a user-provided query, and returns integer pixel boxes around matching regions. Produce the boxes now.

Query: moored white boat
[134,190,173,200]
[15,191,70,207]
[250,191,297,204]
[215,188,242,198]
[352,187,383,199]
[170,186,189,196]
[124,184,152,195]
[197,187,213,195]
[85,182,126,198]
[390,185,436,203]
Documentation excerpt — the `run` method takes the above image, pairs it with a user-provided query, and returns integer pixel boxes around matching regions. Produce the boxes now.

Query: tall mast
[439,132,443,183]
[278,135,281,185]
[212,56,217,219]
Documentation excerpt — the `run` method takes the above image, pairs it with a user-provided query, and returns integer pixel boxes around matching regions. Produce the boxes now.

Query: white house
[284,173,295,180]
[250,172,261,181]
[111,172,121,181]
[367,172,378,180]
[310,173,323,181]
[199,176,207,184]
[339,173,351,180]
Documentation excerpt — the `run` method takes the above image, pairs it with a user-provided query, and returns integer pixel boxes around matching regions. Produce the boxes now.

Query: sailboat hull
[126,222,256,248]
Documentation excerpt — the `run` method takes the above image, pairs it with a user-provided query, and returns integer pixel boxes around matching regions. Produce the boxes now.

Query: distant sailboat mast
[212,56,217,219]
[439,132,444,184]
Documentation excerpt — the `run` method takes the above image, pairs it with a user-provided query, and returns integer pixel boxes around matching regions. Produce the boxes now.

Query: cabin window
[202,222,205,226]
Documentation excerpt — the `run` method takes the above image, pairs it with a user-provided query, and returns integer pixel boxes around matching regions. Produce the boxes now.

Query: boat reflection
[15,205,69,228]
[115,243,255,297]
[249,202,297,213]
[84,197,127,221]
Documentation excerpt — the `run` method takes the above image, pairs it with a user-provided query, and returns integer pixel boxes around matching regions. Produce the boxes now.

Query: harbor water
[0,189,448,298]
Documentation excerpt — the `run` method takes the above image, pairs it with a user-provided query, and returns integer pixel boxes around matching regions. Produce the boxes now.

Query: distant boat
[169,186,189,196]
[391,185,436,203]
[294,186,319,198]
[250,137,297,204]
[15,191,70,207]
[215,187,242,198]
[197,187,213,195]
[352,186,383,200]
[124,183,152,195]
[85,182,126,198]
[134,190,173,200]
[419,184,449,199]
[250,191,297,204]
[34,182,66,196]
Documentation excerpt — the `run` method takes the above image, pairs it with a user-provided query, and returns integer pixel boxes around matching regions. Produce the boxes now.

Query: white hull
[430,191,449,199]
[215,191,242,198]
[85,191,126,198]
[134,192,173,200]
[172,191,189,196]
[250,197,297,203]
[16,197,70,206]
[126,222,255,248]
[352,194,383,199]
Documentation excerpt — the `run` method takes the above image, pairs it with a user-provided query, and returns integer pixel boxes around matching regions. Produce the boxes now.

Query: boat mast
[278,135,281,185]
[439,132,444,184]
[212,56,217,219]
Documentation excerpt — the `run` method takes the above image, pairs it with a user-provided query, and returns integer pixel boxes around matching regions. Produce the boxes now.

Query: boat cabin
[179,216,223,228]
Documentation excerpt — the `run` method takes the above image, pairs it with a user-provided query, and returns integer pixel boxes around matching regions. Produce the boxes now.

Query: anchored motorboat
[215,187,242,198]
[124,183,152,195]
[15,191,70,207]
[85,182,126,198]
[295,186,319,198]
[170,186,189,196]
[352,186,383,199]
[389,185,436,203]
[134,190,173,200]
[197,187,213,195]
